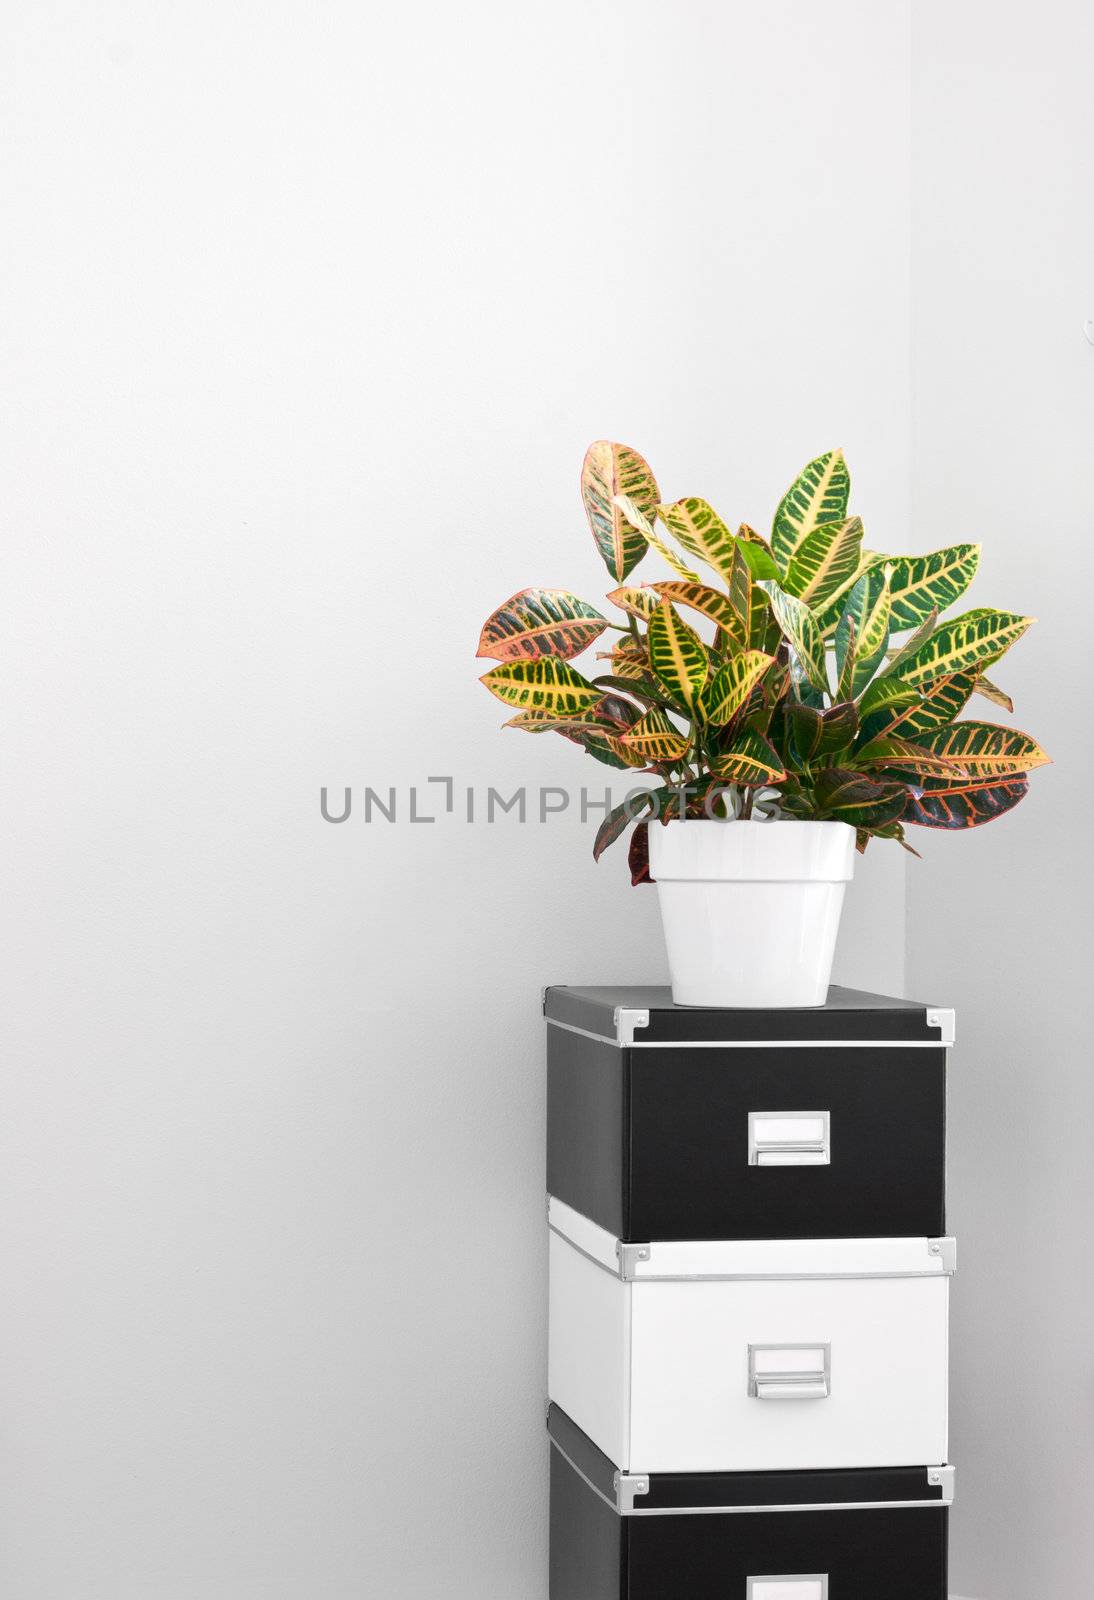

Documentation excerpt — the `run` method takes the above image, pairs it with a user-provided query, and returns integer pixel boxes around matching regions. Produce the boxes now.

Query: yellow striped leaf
[772,449,851,572]
[835,566,891,699]
[657,499,737,581]
[620,708,690,761]
[884,544,981,631]
[761,584,830,694]
[647,600,709,710]
[606,585,659,620]
[596,640,650,680]
[479,656,603,714]
[614,495,702,581]
[916,720,1050,777]
[652,581,742,641]
[477,588,608,661]
[856,735,971,778]
[784,516,865,607]
[973,674,1014,713]
[711,731,786,786]
[581,441,659,581]
[698,650,775,726]
[893,608,1033,689]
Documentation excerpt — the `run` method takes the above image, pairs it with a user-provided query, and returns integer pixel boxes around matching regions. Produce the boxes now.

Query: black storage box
[548,1404,951,1600]
[545,985,952,1242]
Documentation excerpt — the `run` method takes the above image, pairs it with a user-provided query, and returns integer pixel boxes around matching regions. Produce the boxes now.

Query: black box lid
[544,984,953,1046]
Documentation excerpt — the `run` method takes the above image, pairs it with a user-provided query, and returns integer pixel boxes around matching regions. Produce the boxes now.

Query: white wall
[0,4,912,1595]
[910,3,1094,1596]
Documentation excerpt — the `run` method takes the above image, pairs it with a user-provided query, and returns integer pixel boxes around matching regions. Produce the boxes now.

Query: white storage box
[547,1197,953,1475]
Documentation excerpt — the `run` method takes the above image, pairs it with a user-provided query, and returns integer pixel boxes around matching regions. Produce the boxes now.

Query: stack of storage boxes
[545,984,955,1600]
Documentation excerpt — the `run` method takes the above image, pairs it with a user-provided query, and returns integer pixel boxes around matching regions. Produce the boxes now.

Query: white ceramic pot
[646,819,857,1008]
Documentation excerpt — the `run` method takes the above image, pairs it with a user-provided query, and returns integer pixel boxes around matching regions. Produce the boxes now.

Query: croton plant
[477,443,1049,883]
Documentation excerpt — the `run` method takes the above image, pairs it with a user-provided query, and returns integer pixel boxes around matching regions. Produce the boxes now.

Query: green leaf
[698,650,775,726]
[884,544,981,631]
[657,499,737,581]
[734,525,783,583]
[647,600,709,710]
[581,441,659,581]
[893,608,1034,689]
[711,731,786,786]
[477,588,608,661]
[787,701,823,766]
[814,767,907,829]
[784,516,865,607]
[772,449,851,572]
[816,701,860,755]
[915,720,1050,778]
[903,776,1029,829]
[761,584,829,694]
[480,656,603,713]
[835,567,892,699]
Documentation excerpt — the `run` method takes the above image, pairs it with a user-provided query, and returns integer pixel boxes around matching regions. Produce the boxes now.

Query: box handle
[748,1343,831,1400]
[748,1111,830,1167]
[747,1579,828,1600]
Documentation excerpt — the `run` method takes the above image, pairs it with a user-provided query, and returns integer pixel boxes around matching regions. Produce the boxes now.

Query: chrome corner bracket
[614,1471,650,1514]
[615,1241,651,1280]
[927,1237,958,1274]
[926,1007,956,1046]
[927,1465,956,1503]
[614,1006,650,1046]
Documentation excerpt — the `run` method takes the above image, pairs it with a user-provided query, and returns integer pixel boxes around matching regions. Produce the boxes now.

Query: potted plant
[477,443,1048,1007]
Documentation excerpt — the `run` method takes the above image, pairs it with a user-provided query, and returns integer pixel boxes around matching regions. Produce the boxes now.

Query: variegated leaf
[657,498,737,580]
[856,735,971,778]
[973,674,1014,713]
[647,600,709,710]
[835,566,891,699]
[593,791,652,859]
[620,707,690,761]
[698,650,775,726]
[504,709,604,732]
[479,656,603,714]
[581,441,659,581]
[904,776,1029,829]
[760,584,830,694]
[711,731,786,786]
[606,584,659,620]
[884,544,981,631]
[814,767,908,828]
[477,588,608,661]
[880,607,938,678]
[856,677,925,742]
[614,494,702,581]
[772,449,851,573]
[596,640,650,680]
[893,608,1033,689]
[892,671,976,736]
[915,720,1049,777]
[784,516,865,607]
[652,581,742,642]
